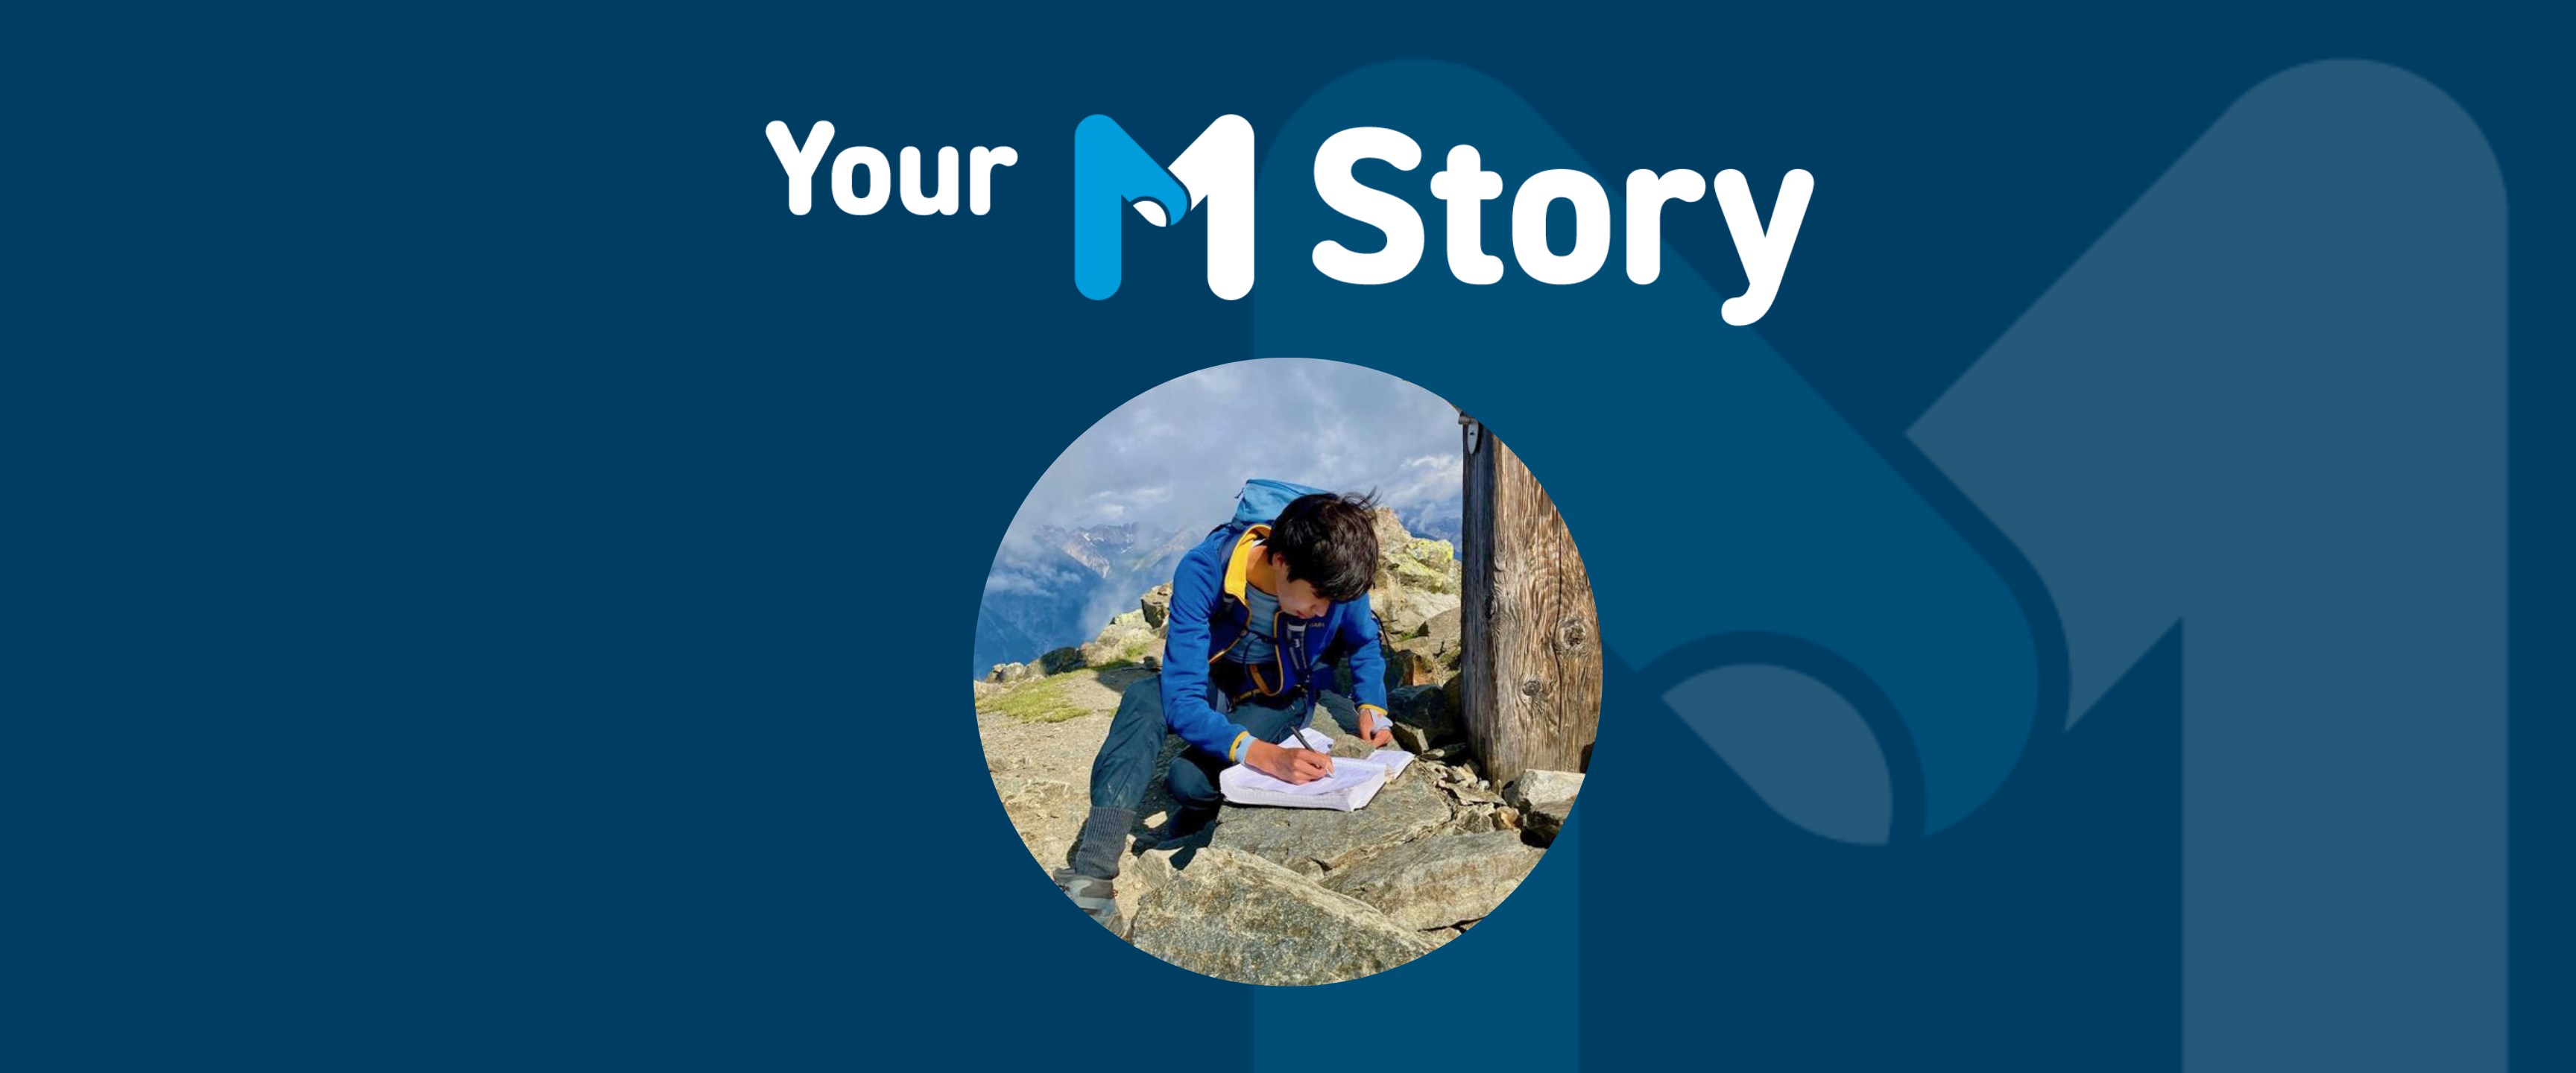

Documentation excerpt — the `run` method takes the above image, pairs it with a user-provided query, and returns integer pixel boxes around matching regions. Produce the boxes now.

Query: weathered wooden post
[1459,416,1602,788]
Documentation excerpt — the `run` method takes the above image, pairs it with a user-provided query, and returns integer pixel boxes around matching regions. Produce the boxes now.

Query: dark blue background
[13,4,2566,1068]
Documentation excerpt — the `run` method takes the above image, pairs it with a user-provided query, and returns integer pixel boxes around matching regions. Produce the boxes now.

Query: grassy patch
[976,673,1101,724]
[976,662,1155,725]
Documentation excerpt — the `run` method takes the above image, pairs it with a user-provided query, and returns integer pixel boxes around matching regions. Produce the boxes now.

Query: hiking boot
[1052,868,1126,939]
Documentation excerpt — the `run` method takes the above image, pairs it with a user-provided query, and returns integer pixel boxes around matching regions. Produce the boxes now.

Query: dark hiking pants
[1087,674,1363,814]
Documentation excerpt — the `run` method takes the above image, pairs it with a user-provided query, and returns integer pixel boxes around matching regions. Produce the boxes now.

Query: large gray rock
[1371,510,1459,597]
[1113,844,1184,927]
[988,662,1034,685]
[1130,849,1437,986]
[1374,588,1460,640]
[1417,605,1462,653]
[1140,583,1173,629]
[1503,770,1584,846]
[1322,832,1542,930]
[1038,646,1086,674]
[1365,509,1464,637]
[1210,773,1452,874]
[1079,619,1155,668]
[1369,507,1413,568]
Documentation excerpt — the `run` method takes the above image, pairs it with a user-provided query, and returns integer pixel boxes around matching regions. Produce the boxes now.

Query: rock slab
[1322,831,1541,930]
[1209,773,1451,874]
[1130,849,1436,986]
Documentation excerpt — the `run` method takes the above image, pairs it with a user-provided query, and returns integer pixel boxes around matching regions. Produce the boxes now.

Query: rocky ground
[974,510,1585,985]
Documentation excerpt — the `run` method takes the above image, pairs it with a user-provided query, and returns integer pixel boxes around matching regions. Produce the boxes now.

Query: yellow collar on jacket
[1222,525,1269,603]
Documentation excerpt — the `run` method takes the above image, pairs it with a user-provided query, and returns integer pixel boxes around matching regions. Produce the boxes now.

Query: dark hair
[1268,491,1380,603]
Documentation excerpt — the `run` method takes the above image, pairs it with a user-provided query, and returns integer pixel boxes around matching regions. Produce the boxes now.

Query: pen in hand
[1278,729,1333,780]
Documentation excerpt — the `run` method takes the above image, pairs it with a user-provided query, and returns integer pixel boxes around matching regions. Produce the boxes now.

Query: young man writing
[1054,490,1395,937]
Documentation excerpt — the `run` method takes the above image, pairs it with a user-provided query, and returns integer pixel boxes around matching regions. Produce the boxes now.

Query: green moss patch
[976,674,1098,724]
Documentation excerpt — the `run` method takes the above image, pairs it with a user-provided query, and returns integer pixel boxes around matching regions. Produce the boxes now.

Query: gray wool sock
[1069,806,1136,881]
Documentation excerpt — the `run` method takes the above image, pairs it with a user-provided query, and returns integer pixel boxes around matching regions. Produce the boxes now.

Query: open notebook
[1217,727,1418,811]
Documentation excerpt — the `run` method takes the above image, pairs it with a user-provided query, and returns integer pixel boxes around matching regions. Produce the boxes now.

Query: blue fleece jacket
[1159,524,1389,763]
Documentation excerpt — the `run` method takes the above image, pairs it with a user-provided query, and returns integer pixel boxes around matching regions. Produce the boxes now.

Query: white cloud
[982,570,1046,595]
[999,358,1466,544]
[1378,452,1466,514]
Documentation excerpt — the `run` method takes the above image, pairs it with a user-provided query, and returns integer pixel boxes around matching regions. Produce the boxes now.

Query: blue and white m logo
[1073,115,1254,300]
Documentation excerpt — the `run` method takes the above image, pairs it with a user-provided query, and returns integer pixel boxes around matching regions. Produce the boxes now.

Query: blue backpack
[1217,478,1329,537]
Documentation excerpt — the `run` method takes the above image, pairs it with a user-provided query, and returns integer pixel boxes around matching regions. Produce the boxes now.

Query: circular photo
[973,358,1598,984]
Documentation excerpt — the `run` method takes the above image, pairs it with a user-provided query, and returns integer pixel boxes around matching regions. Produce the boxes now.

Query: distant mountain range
[974,508,1461,678]
[1402,509,1461,546]
[974,523,1203,678]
